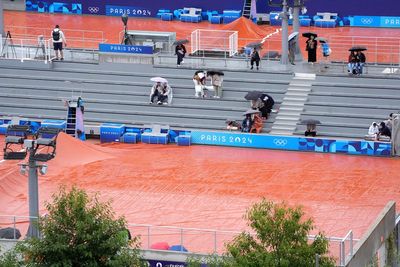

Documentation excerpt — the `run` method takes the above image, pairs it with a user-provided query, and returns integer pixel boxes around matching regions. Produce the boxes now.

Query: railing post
[349,230,353,258]
[180,228,184,251]
[340,240,345,266]
[147,226,151,249]
[315,254,320,267]
[214,231,217,254]
[13,216,16,239]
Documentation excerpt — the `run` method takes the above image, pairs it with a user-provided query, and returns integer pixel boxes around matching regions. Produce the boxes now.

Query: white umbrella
[150,77,168,83]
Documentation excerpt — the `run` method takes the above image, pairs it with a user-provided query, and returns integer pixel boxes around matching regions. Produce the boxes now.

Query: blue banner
[352,15,400,28]
[105,5,152,17]
[190,131,391,157]
[191,131,299,150]
[99,44,153,54]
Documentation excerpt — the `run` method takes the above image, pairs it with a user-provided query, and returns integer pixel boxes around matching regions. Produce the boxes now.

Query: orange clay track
[1,133,400,245]
[4,11,400,63]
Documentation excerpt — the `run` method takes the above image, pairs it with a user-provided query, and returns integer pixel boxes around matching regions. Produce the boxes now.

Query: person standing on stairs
[250,48,260,70]
[51,25,67,60]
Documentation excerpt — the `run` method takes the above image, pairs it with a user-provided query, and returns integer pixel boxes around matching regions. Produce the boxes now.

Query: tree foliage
[223,199,336,267]
[14,186,143,266]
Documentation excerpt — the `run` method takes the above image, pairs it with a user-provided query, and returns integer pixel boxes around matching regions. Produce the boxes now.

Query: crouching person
[149,82,173,105]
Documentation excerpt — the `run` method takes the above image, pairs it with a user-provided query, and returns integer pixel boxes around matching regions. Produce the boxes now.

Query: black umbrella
[349,46,367,52]
[207,70,224,76]
[300,119,321,125]
[302,32,318,38]
[173,39,189,45]
[0,227,21,239]
[244,91,264,101]
[245,42,263,49]
[194,70,205,75]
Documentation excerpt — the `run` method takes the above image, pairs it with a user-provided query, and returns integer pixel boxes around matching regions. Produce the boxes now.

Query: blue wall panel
[191,131,392,157]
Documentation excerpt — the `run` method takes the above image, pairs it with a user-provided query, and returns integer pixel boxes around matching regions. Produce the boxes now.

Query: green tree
[224,199,335,267]
[14,186,144,266]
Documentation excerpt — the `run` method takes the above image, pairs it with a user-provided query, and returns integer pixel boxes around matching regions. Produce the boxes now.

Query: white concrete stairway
[270,73,316,135]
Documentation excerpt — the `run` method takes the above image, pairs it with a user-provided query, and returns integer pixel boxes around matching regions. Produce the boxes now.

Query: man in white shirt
[51,25,67,60]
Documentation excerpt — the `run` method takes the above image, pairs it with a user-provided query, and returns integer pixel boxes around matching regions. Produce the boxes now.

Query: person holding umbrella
[356,50,366,74]
[303,32,317,63]
[149,77,172,105]
[244,91,275,120]
[301,119,321,137]
[241,109,263,133]
[175,41,187,66]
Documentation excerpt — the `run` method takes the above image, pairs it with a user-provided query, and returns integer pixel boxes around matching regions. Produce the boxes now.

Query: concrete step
[269,130,293,135]
[279,106,304,111]
[285,91,309,97]
[282,101,305,106]
[271,125,297,131]
[283,96,308,102]
[272,121,299,126]
[278,111,302,116]
[274,116,300,121]
[294,73,316,80]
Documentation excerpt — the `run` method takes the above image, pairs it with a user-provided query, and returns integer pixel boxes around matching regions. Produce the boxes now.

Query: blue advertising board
[352,16,400,28]
[190,131,392,157]
[99,44,153,54]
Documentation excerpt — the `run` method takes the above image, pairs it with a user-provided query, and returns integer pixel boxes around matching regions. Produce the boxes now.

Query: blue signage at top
[99,44,153,54]
[352,15,400,28]
[105,5,152,17]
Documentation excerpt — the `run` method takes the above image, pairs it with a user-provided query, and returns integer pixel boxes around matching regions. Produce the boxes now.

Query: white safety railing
[6,26,106,50]
[0,35,51,63]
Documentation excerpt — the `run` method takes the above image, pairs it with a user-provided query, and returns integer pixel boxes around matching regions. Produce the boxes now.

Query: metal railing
[0,215,358,265]
[0,35,52,63]
[127,222,357,265]
[6,26,106,49]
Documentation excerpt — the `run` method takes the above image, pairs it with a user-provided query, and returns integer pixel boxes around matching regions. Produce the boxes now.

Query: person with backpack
[51,25,67,60]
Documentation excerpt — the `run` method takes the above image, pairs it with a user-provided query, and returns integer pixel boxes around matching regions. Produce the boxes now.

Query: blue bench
[222,10,241,24]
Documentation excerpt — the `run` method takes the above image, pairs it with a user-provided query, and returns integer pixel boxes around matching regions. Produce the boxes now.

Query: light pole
[3,125,60,238]
[269,0,306,64]
[0,0,4,36]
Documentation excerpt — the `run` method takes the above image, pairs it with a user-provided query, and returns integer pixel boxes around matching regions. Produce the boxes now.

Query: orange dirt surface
[1,133,399,243]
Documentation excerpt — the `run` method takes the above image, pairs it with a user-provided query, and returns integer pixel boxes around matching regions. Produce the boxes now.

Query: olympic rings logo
[273,138,288,146]
[360,18,373,24]
[88,7,99,13]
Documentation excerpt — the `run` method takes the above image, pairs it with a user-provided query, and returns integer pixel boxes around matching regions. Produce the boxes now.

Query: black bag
[52,30,60,41]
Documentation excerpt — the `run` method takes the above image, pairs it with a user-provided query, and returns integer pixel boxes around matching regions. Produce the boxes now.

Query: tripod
[1,31,17,58]
[34,35,46,60]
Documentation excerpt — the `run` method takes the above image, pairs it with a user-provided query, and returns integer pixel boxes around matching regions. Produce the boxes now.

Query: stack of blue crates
[121,132,138,144]
[177,134,191,146]
[100,123,125,143]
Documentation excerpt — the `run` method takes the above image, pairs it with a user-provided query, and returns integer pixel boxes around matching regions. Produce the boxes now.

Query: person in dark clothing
[378,121,391,140]
[242,114,253,133]
[175,44,186,66]
[357,51,366,74]
[306,35,317,63]
[348,51,357,74]
[250,48,260,70]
